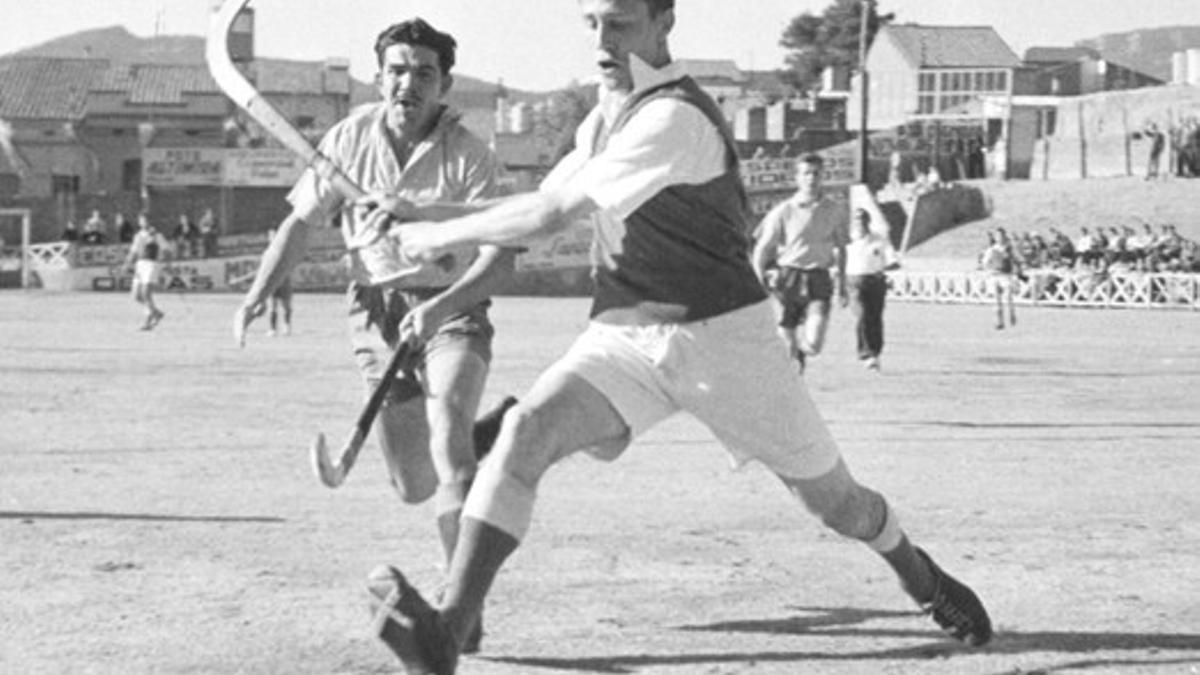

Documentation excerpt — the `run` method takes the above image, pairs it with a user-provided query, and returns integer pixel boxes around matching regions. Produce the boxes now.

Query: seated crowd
[993,223,1200,275]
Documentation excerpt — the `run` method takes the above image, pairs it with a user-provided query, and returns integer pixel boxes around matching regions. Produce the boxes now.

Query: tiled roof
[882,25,1021,69]
[1024,46,1101,64]
[677,59,747,83]
[0,57,106,120]
[254,58,328,94]
[126,64,220,104]
[1,55,350,119]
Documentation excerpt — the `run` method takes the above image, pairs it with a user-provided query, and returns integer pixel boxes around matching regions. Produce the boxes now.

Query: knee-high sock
[439,517,518,646]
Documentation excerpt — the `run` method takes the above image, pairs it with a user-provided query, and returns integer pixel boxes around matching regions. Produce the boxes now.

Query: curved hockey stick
[207,0,366,203]
[206,0,454,266]
[311,340,417,488]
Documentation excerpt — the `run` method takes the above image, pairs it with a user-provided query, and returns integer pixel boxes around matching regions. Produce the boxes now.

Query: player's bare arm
[355,192,510,226]
[400,244,517,341]
[234,210,314,346]
[751,216,781,286]
[393,184,596,264]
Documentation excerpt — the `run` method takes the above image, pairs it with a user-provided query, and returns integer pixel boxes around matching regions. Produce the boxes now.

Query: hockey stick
[311,339,417,488]
[207,0,366,204]
[206,0,454,264]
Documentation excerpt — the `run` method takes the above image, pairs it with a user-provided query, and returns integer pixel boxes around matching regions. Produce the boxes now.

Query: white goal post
[0,208,32,289]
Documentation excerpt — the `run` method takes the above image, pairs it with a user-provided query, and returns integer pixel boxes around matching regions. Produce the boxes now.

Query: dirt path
[1,292,1197,674]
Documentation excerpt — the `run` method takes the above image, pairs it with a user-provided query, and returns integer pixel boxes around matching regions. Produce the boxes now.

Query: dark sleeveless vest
[588,76,766,325]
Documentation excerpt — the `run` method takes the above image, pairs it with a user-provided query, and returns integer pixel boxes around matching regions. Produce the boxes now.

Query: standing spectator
[844,208,899,370]
[1145,123,1165,180]
[61,221,80,243]
[198,208,219,258]
[116,213,136,244]
[171,213,192,259]
[751,153,849,373]
[967,136,986,179]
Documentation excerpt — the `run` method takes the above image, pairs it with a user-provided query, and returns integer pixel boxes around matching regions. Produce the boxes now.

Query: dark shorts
[769,267,833,329]
[347,282,494,403]
[272,278,293,301]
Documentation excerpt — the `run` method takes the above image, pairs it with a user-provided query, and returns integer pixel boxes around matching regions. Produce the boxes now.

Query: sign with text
[222,149,307,187]
[143,148,223,187]
[143,148,308,187]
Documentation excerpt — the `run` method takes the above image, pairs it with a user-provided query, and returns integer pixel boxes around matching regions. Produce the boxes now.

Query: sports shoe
[472,396,517,462]
[913,548,993,647]
[863,356,881,371]
[367,565,459,674]
[149,308,165,328]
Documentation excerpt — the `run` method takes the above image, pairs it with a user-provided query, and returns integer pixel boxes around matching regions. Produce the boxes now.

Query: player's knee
[795,478,884,541]
[388,470,436,504]
[818,488,886,541]
[488,403,553,489]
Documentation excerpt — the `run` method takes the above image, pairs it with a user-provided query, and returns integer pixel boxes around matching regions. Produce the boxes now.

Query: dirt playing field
[1,291,1198,675]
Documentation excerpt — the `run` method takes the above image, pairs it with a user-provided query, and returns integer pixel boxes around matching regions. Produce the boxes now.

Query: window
[122,159,142,192]
[919,72,936,92]
[51,174,80,196]
[997,72,1008,91]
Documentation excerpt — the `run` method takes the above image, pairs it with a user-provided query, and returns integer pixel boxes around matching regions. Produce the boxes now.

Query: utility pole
[857,0,871,184]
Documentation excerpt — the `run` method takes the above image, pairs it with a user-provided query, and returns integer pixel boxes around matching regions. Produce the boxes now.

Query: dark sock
[439,517,519,645]
[879,535,936,603]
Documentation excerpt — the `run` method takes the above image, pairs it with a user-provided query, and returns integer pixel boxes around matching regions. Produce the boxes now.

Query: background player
[123,212,171,331]
[752,153,849,373]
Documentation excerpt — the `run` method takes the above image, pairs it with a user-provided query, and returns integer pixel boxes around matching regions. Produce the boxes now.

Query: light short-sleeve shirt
[288,103,500,288]
[844,232,898,276]
[758,195,849,270]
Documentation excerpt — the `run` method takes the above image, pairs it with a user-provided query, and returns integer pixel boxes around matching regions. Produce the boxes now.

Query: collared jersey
[288,103,500,288]
[129,229,169,262]
[844,232,898,276]
[758,195,849,270]
[541,64,765,325]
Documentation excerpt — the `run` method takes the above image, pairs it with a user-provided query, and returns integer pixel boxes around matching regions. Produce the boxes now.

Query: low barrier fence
[15,241,1200,310]
[889,268,1200,310]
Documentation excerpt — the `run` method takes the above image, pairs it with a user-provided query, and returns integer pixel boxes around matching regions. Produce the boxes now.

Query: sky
[1,0,1197,91]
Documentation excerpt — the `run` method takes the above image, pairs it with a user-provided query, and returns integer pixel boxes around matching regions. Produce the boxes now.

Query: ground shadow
[485,606,1200,674]
[875,420,1200,430]
[0,510,285,523]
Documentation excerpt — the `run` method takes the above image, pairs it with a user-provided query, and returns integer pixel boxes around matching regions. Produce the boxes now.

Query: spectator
[81,210,107,244]
[1145,123,1165,180]
[1075,226,1101,269]
[116,213,136,244]
[61,220,79,243]
[198,208,219,258]
[172,213,194,259]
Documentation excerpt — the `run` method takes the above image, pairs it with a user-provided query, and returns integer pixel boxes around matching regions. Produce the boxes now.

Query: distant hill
[1077,25,1200,80]
[4,25,546,106]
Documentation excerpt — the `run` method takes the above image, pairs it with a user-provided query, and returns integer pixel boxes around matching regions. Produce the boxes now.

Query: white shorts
[134,259,159,286]
[544,300,842,479]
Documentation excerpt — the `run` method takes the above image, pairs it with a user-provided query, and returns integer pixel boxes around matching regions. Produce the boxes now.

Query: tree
[779,0,893,93]
[535,82,599,165]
